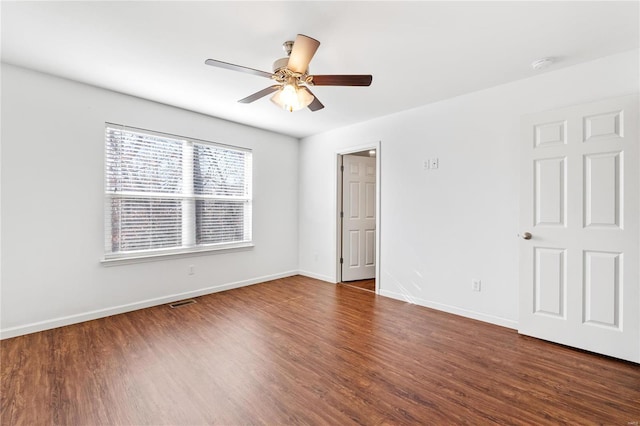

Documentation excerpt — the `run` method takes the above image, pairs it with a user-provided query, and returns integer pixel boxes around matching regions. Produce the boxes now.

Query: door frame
[335,141,381,293]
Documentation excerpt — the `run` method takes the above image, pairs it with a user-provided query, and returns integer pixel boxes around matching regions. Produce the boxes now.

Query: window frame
[102,123,253,264]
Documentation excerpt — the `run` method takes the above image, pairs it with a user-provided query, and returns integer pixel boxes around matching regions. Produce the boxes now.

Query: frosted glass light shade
[270,84,314,112]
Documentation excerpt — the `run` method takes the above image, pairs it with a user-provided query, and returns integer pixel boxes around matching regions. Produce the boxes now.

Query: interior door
[519,94,639,363]
[341,154,376,281]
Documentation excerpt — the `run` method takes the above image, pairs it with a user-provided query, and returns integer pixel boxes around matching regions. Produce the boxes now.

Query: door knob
[522,232,532,240]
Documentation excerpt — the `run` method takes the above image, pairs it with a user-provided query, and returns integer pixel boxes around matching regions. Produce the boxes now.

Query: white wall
[1,64,299,338]
[3,50,638,339]
[299,49,640,328]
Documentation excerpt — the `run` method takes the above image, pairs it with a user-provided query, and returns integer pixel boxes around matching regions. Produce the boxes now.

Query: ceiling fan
[204,34,373,112]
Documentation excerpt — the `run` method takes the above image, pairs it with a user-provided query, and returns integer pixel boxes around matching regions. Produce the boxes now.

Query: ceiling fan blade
[311,75,373,86]
[205,59,273,79]
[303,87,324,111]
[287,34,320,74]
[238,85,281,103]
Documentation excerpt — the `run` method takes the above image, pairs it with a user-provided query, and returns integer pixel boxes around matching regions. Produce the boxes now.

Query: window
[104,124,252,260]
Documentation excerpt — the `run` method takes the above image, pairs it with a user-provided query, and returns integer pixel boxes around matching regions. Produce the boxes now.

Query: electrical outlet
[472,279,481,292]
[423,160,430,170]
[188,265,195,275]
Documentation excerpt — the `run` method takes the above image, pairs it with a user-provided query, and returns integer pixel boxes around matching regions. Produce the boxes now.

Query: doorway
[337,145,380,293]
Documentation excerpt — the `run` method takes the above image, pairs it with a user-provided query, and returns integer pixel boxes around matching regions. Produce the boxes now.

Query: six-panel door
[519,94,639,363]
[342,154,376,282]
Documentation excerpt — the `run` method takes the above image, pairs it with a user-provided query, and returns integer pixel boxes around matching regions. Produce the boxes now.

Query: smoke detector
[531,57,554,71]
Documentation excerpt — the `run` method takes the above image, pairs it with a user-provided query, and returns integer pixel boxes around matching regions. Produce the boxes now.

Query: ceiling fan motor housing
[272,57,290,73]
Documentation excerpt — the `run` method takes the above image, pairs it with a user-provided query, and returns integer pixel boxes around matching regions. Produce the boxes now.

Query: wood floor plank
[341,279,375,292]
[2,275,639,425]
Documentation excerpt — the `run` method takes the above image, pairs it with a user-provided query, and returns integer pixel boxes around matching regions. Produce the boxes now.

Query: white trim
[335,141,382,292]
[337,143,381,156]
[1,271,517,339]
[105,122,252,153]
[298,270,336,284]
[101,242,254,265]
[0,270,297,340]
[374,141,381,295]
[379,289,518,330]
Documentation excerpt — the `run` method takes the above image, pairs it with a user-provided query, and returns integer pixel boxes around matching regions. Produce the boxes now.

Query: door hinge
[340,257,344,264]
[340,211,344,218]
[340,165,344,172]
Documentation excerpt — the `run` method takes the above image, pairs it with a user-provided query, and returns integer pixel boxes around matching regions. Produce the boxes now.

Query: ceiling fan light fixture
[270,81,314,112]
[205,34,372,112]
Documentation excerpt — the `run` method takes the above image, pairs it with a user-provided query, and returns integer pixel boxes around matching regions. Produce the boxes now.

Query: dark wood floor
[2,276,639,425]
[341,278,375,292]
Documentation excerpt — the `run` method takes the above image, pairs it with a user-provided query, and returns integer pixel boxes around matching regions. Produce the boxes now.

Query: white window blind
[104,124,252,259]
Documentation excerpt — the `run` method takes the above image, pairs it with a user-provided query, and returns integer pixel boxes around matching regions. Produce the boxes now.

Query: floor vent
[168,299,197,308]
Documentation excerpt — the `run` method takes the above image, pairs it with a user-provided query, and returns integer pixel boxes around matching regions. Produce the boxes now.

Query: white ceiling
[2,1,638,138]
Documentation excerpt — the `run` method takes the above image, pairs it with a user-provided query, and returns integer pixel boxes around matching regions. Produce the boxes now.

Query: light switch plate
[472,279,481,292]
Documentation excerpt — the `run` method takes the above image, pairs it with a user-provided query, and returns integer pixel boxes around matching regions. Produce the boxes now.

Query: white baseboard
[1,272,517,340]
[0,270,298,340]
[297,270,336,284]
[379,289,518,330]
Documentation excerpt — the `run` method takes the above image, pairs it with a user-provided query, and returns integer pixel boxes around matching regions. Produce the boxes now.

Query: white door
[342,154,376,281]
[519,94,639,363]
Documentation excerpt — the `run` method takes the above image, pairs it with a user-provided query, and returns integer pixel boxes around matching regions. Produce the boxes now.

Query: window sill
[101,242,255,266]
